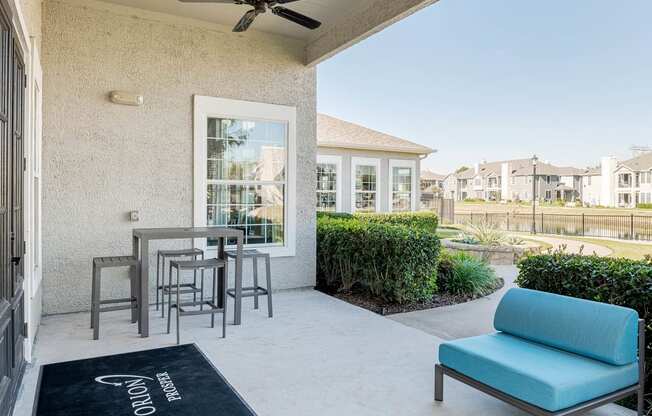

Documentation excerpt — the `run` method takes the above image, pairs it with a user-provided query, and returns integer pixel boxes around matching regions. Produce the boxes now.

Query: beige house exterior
[316,114,433,213]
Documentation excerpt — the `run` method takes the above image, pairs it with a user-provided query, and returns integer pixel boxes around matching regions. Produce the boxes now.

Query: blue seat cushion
[439,333,639,412]
[494,288,639,366]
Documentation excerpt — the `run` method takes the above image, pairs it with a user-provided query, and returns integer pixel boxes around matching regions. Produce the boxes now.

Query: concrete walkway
[389,266,518,340]
[520,234,613,256]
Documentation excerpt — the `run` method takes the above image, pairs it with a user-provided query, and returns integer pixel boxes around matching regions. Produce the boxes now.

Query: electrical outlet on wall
[129,211,140,222]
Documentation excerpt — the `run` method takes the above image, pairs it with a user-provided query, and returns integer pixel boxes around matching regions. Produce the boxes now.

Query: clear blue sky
[317,0,652,174]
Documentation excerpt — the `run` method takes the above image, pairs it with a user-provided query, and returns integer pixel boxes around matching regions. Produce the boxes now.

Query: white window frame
[351,157,381,213]
[388,159,418,212]
[193,95,297,258]
[316,154,342,212]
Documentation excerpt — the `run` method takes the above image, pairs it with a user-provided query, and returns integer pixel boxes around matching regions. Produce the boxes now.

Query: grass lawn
[564,237,652,260]
[436,226,461,239]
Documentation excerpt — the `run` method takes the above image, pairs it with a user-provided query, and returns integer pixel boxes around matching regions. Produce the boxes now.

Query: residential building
[613,153,652,207]
[420,170,446,192]
[581,154,652,208]
[442,158,583,203]
[581,167,603,206]
[316,114,434,213]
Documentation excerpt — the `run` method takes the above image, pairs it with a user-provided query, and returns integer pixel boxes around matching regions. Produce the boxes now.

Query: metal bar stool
[225,249,273,319]
[167,258,227,344]
[156,248,204,317]
[90,256,140,340]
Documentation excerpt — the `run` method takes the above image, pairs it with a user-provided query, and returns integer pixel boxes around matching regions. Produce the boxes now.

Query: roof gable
[317,114,434,155]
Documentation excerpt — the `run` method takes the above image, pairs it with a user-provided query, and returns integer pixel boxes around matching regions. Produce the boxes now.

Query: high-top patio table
[132,227,244,337]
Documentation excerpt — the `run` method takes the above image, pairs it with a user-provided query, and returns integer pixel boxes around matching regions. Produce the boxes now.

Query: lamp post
[531,155,538,234]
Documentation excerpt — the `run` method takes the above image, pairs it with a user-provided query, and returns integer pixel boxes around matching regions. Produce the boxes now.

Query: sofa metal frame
[435,319,646,416]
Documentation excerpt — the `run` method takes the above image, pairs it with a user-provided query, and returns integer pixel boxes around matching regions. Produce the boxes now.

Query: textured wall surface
[42,0,317,314]
[19,0,41,52]
[317,147,421,213]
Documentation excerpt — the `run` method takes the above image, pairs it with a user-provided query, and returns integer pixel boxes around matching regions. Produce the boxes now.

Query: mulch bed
[319,278,505,316]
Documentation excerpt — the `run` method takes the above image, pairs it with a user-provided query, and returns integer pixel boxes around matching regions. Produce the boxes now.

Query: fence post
[506,213,510,231]
[541,212,544,234]
[630,214,634,239]
[582,213,585,237]
[485,212,489,223]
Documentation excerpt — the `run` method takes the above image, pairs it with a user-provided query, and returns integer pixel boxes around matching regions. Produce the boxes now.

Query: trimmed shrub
[637,203,652,209]
[317,215,440,304]
[316,211,354,220]
[355,211,439,234]
[517,252,651,413]
[438,250,500,297]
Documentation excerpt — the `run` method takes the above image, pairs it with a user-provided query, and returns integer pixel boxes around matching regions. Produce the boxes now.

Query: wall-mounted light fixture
[109,91,144,106]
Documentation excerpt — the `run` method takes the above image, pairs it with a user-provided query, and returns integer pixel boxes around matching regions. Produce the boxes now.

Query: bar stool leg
[92,267,101,340]
[90,263,96,329]
[176,266,181,345]
[134,264,141,335]
[161,257,166,318]
[252,256,259,310]
[222,262,228,338]
[129,263,138,324]
[193,255,198,305]
[211,268,216,329]
[155,253,160,311]
[167,263,174,334]
[265,254,273,318]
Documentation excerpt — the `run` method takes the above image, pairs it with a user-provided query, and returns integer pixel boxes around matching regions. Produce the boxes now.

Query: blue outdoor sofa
[435,288,646,416]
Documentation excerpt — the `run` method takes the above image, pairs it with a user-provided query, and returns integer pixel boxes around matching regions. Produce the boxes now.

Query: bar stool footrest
[226,287,269,298]
[177,301,225,316]
[100,304,138,313]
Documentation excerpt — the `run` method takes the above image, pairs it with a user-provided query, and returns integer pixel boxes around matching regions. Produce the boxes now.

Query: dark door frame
[0,0,26,414]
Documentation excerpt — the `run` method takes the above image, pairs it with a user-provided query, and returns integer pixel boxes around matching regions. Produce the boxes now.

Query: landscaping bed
[317,212,503,315]
[326,277,504,316]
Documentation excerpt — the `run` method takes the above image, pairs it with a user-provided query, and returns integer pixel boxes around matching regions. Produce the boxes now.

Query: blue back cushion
[494,288,639,365]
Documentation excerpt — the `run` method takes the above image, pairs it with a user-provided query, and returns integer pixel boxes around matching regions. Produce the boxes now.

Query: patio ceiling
[98,0,440,65]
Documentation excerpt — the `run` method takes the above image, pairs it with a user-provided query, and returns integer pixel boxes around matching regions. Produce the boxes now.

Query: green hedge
[517,252,651,412]
[317,215,440,304]
[355,211,439,234]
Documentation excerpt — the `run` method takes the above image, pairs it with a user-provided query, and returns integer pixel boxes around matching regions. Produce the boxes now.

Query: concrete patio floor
[14,289,633,416]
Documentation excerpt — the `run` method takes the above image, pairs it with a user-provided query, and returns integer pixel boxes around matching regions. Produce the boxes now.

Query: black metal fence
[455,212,652,241]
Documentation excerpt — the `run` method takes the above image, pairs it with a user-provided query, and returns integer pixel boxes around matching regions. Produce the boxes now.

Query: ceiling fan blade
[271,6,321,30]
[178,0,241,3]
[233,9,259,32]
[275,0,301,3]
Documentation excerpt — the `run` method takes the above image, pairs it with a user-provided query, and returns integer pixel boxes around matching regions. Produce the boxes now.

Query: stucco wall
[42,0,317,314]
[317,147,421,212]
[19,0,41,52]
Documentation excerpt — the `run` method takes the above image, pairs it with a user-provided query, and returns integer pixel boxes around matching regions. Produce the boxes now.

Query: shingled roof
[317,114,434,155]
[620,153,652,171]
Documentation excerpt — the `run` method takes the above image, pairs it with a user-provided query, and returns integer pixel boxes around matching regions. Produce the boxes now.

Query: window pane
[392,166,412,212]
[207,118,286,181]
[207,184,284,246]
[355,165,376,191]
[317,192,337,212]
[317,163,337,191]
[317,162,337,211]
[356,192,376,212]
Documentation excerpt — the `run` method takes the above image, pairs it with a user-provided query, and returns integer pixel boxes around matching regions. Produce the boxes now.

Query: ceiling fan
[178,0,322,33]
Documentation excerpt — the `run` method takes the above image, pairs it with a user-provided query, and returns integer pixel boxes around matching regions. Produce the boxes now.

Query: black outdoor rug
[34,344,257,416]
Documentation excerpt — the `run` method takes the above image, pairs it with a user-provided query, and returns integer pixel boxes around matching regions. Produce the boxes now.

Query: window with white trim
[352,157,380,212]
[316,155,342,212]
[193,96,296,257]
[389,159,416,212]
[206,118,286,246]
